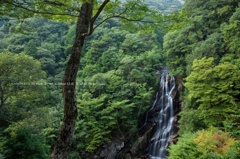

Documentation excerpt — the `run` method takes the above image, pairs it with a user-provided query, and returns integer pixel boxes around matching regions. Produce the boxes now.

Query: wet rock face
[129,135,148,157]
[94,140,124,159]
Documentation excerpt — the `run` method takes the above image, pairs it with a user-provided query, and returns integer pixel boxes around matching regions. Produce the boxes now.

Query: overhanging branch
[2,0,78,17]
[91,0,110,23]
[84,0,110,37]
[93,15,162,31]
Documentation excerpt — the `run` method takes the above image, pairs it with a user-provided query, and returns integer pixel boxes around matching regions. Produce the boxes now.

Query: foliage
[164,0,240,76]
[169,127,240,159]
[168,133,202,159]
[0,18,69,77]
[147,0,183,15]
[2,127,49,159]
[73,28,162,153]
[185,57,240,134]
[0,51,46,122]
[3,0,240,158]
[167,1,240,158]
[221,6,240,54]
[178,105,206,135]
[0,0,173,156]
[0,46,60,158]
[0,0,190,159]
[194,128,235,156]
[0,2,173,154]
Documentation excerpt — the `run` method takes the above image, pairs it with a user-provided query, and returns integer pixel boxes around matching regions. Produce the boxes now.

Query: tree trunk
[0,80,4,109]
[51,2,93,159]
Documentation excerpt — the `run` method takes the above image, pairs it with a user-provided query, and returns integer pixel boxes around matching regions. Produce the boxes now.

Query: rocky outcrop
[97,140,125,159]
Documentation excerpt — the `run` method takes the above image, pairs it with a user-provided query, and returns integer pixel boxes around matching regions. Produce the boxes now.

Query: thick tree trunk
[51,2,93,159]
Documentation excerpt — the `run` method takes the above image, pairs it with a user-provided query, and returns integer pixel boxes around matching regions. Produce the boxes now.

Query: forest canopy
[0,0,240,158]
[165,0,240,158]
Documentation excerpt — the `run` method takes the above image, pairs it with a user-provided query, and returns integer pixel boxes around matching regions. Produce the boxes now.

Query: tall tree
[0,51,46,120]
[0,0,163,158]
[51,1,94,158]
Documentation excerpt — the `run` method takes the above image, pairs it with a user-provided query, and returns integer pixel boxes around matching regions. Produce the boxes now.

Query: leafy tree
[168,133,202,159]
[164,0,239,76]
[166,1,240,158]
[0,51,46,122]
[185,57,240,134]
[163,30,188,75]
[169,127,240,159]
[221,6,240,55]
[178,105,206,135]
[2,127,49,159]
[24,40,37,56]
[72,26,161,155]
[194,128,236,156]
[0,49,60,158]
[185,32,225,73]
[0,18,69,78]
[0,0,166,158]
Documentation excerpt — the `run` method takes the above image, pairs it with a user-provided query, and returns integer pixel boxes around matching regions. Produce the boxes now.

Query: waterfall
[147,69,175,159]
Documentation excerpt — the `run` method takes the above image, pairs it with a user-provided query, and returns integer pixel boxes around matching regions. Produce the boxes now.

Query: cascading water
[147,69,175,159]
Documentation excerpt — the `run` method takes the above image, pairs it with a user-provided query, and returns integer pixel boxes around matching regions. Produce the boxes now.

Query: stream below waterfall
[146,69,175,159]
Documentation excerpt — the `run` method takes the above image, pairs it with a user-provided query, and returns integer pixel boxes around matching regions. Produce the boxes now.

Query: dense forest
[166,0,240,158]
[0,0,240,159]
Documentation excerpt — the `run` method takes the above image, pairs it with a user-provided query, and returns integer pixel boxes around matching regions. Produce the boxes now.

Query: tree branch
[84,0,110,36]
[92,0,110,23]
[93,15,161,31]
[111,15,157,23]
[43,0,65,6]
[2,0,78,17]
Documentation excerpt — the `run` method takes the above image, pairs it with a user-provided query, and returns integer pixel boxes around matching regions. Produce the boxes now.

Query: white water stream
[147,69,175,159]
